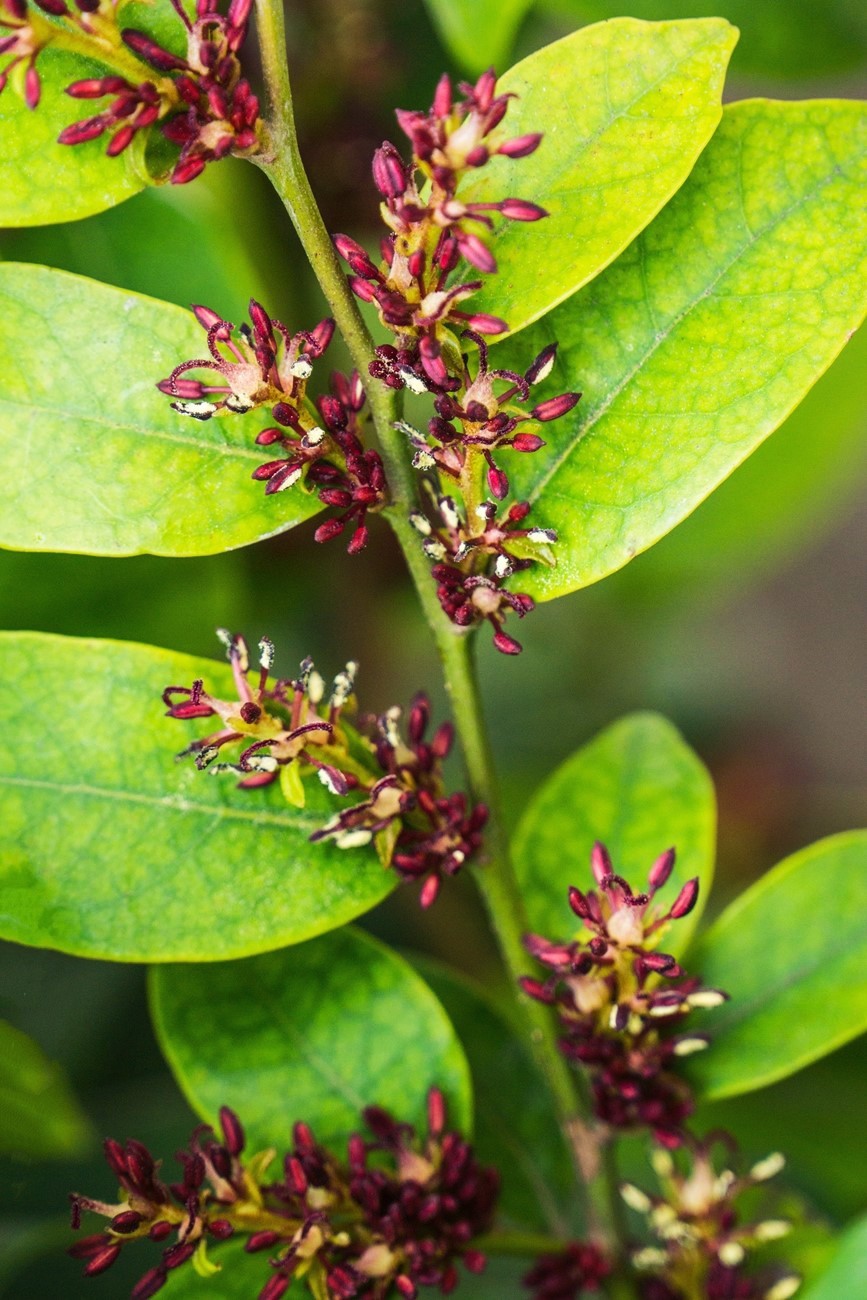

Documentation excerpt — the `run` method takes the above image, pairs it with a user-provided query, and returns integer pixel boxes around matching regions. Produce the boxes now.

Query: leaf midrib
[525,128,867,505]
[0,773,321,832]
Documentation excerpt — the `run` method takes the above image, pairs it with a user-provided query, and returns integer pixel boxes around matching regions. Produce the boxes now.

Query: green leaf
[0,264,323,556]
[0,632,394,961]
[496,98,867,600]
[458,18,737,337]
[512,713,715,954]
[541,0,867,80]
[686,831,867,1100]
[150,929,473,1153]
[413,957,580,1234]
[0,50,145,227]
[161,1239,293,1297]
[1,159,272,323]
[0,1021,92,1159]
[611,320,867,605]
[800,1213,867,1300]
[422,0,533,73]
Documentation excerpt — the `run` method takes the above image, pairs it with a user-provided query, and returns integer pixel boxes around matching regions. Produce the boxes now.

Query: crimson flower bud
[531,392,581,421]
[372,141,408,197]
[669,877,700,919]
[498,132,543,158]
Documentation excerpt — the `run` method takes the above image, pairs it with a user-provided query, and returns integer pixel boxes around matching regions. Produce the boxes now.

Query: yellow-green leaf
[498,98,867,600]
[0,265,322,556]
[459,18,737,337]
[0,632,394,961]
[0,1020,92,1159]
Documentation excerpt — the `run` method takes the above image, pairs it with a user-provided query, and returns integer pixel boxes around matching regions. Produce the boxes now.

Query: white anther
[395,420,420,438]
[317,768,343,795]
[337,829,373,849]
[307,671,325,705]
[749,1153,786,1183]
[247,754,279,773]
[409,511,432,536]
[530,352,556,385]
[225,392,254,413]
[620,1184,652,1214]
[719,1242,746,1268]
[291,356,313,380]
[216,627,233,649]
[304,425,326,446]
[274,465,302,491]
[673,1037,709,1056]
[632,1248,668,1271]
[172,399,217,420]
[438,496,460,530]
[648,1001,685,1018]
[412,449,436,470]
[527,527,557,543]
[686,989,727,1009]
[765,1278,800,1300]
[754,1221,792,1242]
[258,637,275,671]
[400,368,428,394]
[494,554,513,579]
[423,539,447,561]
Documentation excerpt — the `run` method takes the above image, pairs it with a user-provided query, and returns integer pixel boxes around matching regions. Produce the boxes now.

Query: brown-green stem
[253,1,633,1284]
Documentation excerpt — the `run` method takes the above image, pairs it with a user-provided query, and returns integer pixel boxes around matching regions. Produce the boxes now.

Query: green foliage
[542,0,867,79]
[0,264,322,557]
[0,50,144,227]
[686,832,867,1099]
[150,929,472,1151]
[512,713,715,953]
[615,320,867,603]
[161,1240,290,1297]
[0,1021,91,1160]
[0,633,393,961]
[414,958,580,1234]
[498,98,867,600]
[799,1213,867,1299]
[459,18,736,336]
[422,0,534,73]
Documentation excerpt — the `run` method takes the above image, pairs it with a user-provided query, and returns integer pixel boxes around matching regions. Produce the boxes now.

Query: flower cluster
[410,491,556,655]
[408,332,580,502]
[1,0,260,182]
[69,1089,499,1300]
[158,303,388,553]
[623,1140,800,1300]
[335,68,546,396]
[521,843,726,1145]
[523,1241,612,1299]
[163,631,487,906]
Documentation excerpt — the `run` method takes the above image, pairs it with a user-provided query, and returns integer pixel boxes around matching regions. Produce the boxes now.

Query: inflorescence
[162,630,487,907]
[521,842,724,1147]
[0,0,260,181]
[69,1089,499,1300]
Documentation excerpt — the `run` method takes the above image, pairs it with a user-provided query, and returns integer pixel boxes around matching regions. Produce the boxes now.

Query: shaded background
[1,0,866,1292]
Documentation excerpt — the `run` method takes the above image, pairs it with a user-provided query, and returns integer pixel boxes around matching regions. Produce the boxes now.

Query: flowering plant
[1,2,866,1298]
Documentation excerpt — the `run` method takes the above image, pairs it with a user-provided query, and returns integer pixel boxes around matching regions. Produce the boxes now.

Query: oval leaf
[0,1020,92,1159]
[150,929,473,1152]
[0,632,394,961]
[500,98,867,600]
[542,0,867,79]
[0,50,144,227]
[512,713,715,953]
[414,957,581,1235]
[799,1213,867,1300]
[422,0,533,73]
[458,17,737,337]
[686,831,867,1100]
[0,264,323,557]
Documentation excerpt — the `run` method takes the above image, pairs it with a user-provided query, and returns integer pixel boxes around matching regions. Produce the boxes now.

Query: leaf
[422,0,533,73]
[496,98,867,600]
[0,50,145,227]
[0,264,323,557]
[160,1240,294,1297]
[0,632,394,961]
[541,0,867,80]
[149,929,473,1154]
[0,1021,92,1159]
[493,96,867,598]
[413,957,581,1235]
[611,320,867,605]
[1,159,272,323]
[458,18,737,337]
[685,831,867,1100]
[512,713,715,954]
[799,1213,867,1300]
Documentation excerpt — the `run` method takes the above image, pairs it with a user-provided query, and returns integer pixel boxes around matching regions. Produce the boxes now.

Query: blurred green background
[1,0,866,1293]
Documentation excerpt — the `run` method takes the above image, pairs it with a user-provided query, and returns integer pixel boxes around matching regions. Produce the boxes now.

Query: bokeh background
[1,0,866,1292]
